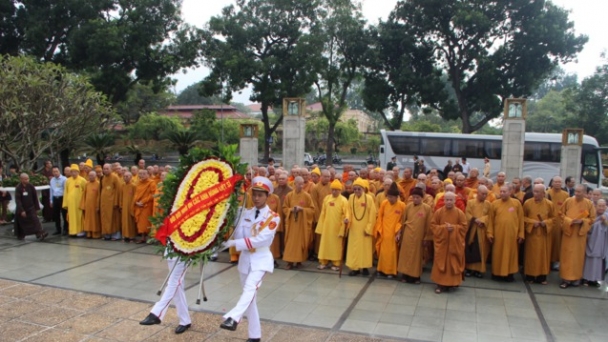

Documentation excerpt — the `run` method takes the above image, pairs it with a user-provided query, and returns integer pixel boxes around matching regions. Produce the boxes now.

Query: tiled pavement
[0,223,606,341]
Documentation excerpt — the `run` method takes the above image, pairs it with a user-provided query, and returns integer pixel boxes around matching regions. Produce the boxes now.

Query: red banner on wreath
[156,174,243,245]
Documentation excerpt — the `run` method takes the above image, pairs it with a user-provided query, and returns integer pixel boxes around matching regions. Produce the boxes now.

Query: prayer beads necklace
[352,194,367,222]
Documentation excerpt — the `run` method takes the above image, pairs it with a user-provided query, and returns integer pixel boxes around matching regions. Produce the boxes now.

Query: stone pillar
[500,99,527,179]
[560,129,584,183]
[239,124,258,168]
[281,98,306,171]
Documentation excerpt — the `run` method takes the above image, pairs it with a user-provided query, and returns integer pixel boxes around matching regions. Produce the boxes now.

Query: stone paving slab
[0,222,607,342]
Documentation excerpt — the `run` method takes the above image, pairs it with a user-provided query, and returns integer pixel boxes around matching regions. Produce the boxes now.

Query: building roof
[162,105,250,120]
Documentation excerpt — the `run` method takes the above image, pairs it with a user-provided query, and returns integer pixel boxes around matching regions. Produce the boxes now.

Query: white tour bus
[379,130,604,188]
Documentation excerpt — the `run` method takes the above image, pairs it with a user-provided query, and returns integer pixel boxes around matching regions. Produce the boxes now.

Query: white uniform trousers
[151,258,191,325]
[224,270,265,339]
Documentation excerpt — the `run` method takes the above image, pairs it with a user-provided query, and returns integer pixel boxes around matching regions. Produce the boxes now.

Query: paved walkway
[0,223,606,342]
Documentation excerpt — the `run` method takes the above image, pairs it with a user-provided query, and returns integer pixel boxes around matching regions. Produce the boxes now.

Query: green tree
[176,83,217,105]
[201,0,323,162]
[391,0,587,133]
[0,55,113,171]
[189,109,219,141]
[334,119,360,152]
[84,133,115,165]
[314,0,370,165]
[2,0,202,104]
[363,12,445,130]
[165,130,200,156]
[115,83,175,125]
[128,113,183,141]
[563,61,608,144]
[525,90,570,133]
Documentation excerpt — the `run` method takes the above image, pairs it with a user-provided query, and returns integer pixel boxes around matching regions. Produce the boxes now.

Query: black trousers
[52,197,68,233]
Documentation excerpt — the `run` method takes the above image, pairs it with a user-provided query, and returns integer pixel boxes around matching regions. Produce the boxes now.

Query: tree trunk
[60,149,70,170]
[134,152,142,166]
[261,103,271,163]
[461,111,472,133]
[325,121,336,167]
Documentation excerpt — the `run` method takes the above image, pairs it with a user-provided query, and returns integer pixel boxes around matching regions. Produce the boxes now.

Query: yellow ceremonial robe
[465,199,491,272]
[374,199,406,276]
[100,173,121,235]
[375,192,387,210]
[397,202,432,278]
[345,193,376,270]
[316,195,350,264]
[523,198,556,277]
[430,207,467,286]
[62,176,86,235]
[119,181,137,239]
[310,182,332,254]
[487,198,524,276]
[560,197,595,281]
[80,180,101,238]
[132,178,156,234]
[282,190,315,263]
[546,188,570,262]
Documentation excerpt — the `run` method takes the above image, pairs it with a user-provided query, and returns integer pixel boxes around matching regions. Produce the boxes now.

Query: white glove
[221,240,236,250]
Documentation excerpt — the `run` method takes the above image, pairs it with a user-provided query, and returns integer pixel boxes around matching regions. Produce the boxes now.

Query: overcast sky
[174,0,608,103]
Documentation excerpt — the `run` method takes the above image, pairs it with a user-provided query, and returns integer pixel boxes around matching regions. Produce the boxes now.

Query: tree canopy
[0,55,113,171]
[387,0,587,133]
[0,0,202,104]
[200,0,324,161]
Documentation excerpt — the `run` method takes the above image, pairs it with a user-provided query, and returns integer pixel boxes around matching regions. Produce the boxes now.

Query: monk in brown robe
[273,173,292,260]
[546,176,570,270]
[559,184,595,288]
[492,172,507,197]
[282,176,315,269]
[100,164,121,240]
[119,172,137,242]
[430,192,467,293]
[132,169,156,243]
[397,187,432,284]
[310,170,332,258]
[464,185,491,278]
[398,167,416,198]
[266,191,282,259]
[523,184,556,285]
[81,171,101,238]
[14,173,47,240]
[488,185,524,282]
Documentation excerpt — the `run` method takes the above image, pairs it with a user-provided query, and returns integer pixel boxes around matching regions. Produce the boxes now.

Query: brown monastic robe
[282,189,315,263]
[14,183,43,237]
[523,198,556,277]
[99,173,121,235]
[397,202,432,278]
[560,197,595,281]
[266,193,282,258]
[119,181,137,239]
[80,180,101,238]
[430,206,467,286]
[132,178,157,234]
[487,198,524,276]
[465,198,491,273]
[546,188,570,263]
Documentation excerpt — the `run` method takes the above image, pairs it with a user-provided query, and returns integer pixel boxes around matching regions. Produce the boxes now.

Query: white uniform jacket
[233,205,280,274]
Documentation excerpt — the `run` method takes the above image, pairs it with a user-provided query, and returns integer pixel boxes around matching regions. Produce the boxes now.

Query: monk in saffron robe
[430,192,467,293]
[491,172,507,197]
[487,185,524,282]
[398,168,416,198]
[435,184,466,212]
[316,179,350,270]
[406,183,435,209]
[582,199,608,287]
[119,172,137,242]
[301,168,315,194]
[559,185,595,288]
[282,176,315,269]
[464,185,492,278]
[523,184,556,285]
[310,170,332,258]
[345,178,377,276]
[454,174,470,206]
[63,164,87,237]
[100,164,121,240]
[80,171,101,238]
[374,183,405,278]
[132,169,157,243]
[546,176,570,269]
[464,168,480,189]
[273,173,292,259]
[397,187,432,283]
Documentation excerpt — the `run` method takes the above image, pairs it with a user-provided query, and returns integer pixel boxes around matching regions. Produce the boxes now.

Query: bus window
[550,143,561,162]
[582,147,599,185]
[420,138,450,156]
[483,140,502,159]
[452,139,484,158]
[387,136,419,155]
[524,142,558,162]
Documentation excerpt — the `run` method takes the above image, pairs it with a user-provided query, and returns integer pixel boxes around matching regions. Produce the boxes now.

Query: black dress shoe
[361,268,369,276]
[175,324,191,334]
[220,317,238,331]
[246,339,261,342]
[348,270,360,277]
[139,313,161,325]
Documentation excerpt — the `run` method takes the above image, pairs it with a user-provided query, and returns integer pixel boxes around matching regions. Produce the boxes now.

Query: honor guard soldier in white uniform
[139,253,192,334]
[220,177,280,342]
